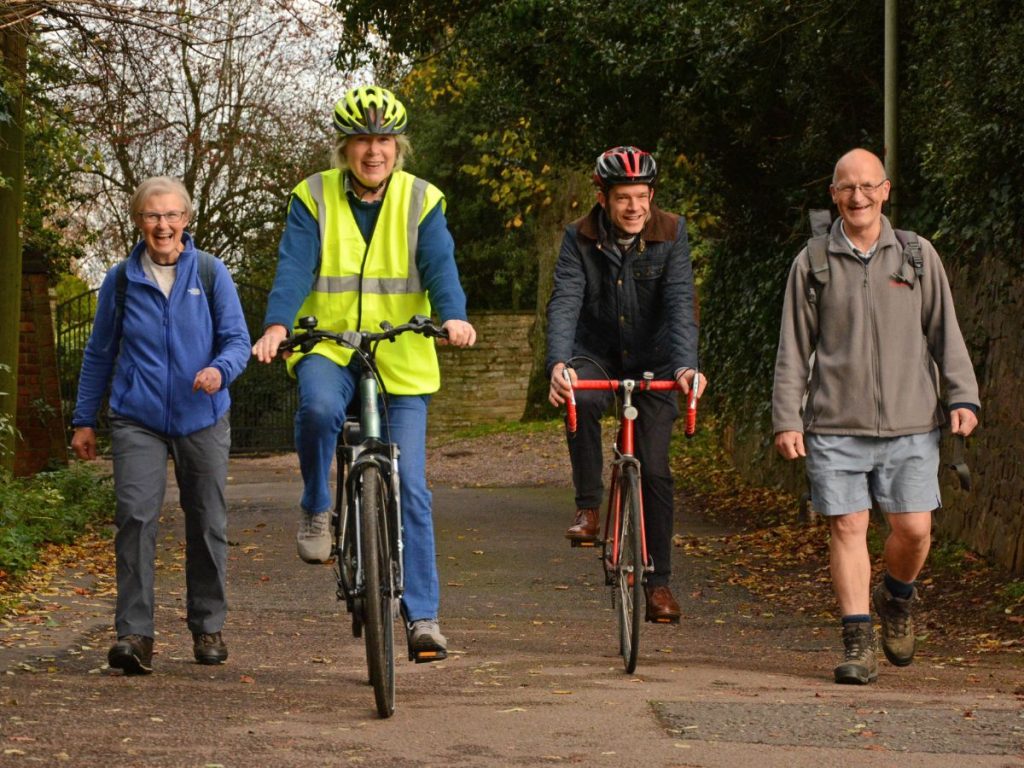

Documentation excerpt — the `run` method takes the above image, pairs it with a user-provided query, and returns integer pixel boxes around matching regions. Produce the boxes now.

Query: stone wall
[15,253,67,476]
[937,258,1024,575]
[430,311,536,433]
[724,255,1024,576]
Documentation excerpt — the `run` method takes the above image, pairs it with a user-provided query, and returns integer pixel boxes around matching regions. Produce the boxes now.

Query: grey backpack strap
[805,234,830,305]
[808,208,833,237]
[804,208,833,305]
[948,433,972,492]
[891,229,923,287]
[895,229,924,276]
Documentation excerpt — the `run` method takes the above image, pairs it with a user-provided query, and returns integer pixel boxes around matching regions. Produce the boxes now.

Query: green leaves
[0,464,115,580]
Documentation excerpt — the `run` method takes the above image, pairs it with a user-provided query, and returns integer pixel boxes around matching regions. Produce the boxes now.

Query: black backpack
[113,250,217,333]
[805,209,923,305]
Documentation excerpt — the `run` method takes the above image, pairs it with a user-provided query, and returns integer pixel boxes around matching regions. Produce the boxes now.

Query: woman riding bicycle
[252,85,476,660]
[546,146,706,623]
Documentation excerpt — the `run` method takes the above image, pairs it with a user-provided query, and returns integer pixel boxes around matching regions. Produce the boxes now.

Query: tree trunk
[521,171,592,421]
[0,19,28,471]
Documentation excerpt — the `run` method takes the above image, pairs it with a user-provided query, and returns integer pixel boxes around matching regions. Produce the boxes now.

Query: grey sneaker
[872,582,918,666]
[408,619,448,663]
[296,511,331,563]
[834,621,878,685]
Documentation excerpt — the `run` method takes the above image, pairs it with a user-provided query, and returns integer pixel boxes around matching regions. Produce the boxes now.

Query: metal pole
[884,0,899,225]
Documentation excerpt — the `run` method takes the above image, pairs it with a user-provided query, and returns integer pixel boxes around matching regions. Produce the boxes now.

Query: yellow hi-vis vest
[285,169,444,394]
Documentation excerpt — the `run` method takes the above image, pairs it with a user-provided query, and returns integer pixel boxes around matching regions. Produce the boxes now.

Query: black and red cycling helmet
[593,146,658,190]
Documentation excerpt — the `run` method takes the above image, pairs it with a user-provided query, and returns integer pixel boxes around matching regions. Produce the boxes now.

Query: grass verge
[0,463,115,583]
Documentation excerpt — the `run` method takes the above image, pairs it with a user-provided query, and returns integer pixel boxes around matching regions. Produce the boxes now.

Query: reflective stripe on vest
[285,169,444,395]
[305,172,427,294]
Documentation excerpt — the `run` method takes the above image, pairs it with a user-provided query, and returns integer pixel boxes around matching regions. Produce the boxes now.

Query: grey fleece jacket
[772,215,979,437]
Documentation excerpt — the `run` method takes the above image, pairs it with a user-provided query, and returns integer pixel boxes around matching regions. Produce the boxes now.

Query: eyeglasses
[138,210,187,224]
[832,181,888,197]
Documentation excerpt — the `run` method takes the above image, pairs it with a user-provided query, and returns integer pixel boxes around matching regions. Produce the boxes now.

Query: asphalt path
[0,459,1021,767]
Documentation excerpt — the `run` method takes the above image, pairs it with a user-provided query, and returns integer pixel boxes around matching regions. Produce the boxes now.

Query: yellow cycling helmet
[333,86,408,135]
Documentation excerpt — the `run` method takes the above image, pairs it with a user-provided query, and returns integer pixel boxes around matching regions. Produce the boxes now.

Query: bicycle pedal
[570,539,598,548]
[646,616,680,625]
[410,648,448,664]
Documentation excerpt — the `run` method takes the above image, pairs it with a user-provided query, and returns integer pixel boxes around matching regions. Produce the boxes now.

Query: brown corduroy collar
[573,202,679,244]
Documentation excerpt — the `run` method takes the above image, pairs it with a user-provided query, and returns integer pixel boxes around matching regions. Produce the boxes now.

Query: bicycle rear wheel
[616,465,643,673]
[359,465,396,718]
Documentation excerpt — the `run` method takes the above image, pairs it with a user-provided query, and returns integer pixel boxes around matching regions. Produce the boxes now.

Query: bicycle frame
[281,314,446,614]
[568,377,679,573]
[334,349,403,612]
[281,313,447,716]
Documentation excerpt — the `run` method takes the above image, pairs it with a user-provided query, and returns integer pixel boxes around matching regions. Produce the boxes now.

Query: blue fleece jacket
[262,186,468,330]
[73,233,251,437]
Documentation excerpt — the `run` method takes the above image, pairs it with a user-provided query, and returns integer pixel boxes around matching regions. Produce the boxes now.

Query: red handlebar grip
[685,373,700,438]
[562,368,578,433]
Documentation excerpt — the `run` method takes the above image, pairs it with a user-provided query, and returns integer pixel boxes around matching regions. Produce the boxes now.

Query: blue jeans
[295,354,439,622]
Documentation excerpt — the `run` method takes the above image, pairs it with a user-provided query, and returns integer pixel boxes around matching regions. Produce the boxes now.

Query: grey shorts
[805,430,941,517]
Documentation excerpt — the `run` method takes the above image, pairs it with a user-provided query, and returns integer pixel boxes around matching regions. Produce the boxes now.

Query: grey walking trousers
[110,413,230,638]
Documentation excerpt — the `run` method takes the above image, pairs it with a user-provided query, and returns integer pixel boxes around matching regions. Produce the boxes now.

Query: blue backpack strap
[196,250,217,326]
[113,259,129,336]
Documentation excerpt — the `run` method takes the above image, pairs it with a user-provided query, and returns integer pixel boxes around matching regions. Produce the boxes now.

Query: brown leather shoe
[565,508,599,541]
[193,631,228,665]
[644,585,681,624]
[108,635,154,675]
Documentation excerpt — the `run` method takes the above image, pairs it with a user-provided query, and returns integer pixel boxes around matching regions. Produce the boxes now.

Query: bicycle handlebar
[279,314,449,355]
[564,375,690,435]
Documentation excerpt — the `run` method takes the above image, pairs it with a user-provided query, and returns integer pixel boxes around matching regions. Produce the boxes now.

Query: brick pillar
[14,249,67,476]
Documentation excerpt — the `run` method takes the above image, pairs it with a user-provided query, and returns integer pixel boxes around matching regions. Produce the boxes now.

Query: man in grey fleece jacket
[772,149,979,685]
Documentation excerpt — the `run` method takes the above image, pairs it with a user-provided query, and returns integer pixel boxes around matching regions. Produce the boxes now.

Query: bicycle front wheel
[616,464,643,673]
[359,465,397,718]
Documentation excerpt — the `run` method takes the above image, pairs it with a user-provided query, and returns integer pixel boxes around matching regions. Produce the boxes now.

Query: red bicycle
[565,369,700,673]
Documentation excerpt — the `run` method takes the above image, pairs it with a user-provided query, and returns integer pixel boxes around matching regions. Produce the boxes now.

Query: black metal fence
[56,282,297,455]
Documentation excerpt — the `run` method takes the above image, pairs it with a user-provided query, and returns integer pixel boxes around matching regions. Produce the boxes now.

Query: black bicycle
[280,313,448,718]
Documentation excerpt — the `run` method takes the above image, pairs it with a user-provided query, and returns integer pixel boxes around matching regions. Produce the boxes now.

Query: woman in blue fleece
[71,176,250,675]
[251,86,476,661]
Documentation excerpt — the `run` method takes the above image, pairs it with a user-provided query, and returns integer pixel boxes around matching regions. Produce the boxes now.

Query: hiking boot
[644,584,682,623]
[407,619,448,663]
[834,621,878,685]
[872,581,918,667]
[192,631,228,665]
[296,511,331,563]
[108,635,154,676]
[565,508,599,542]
